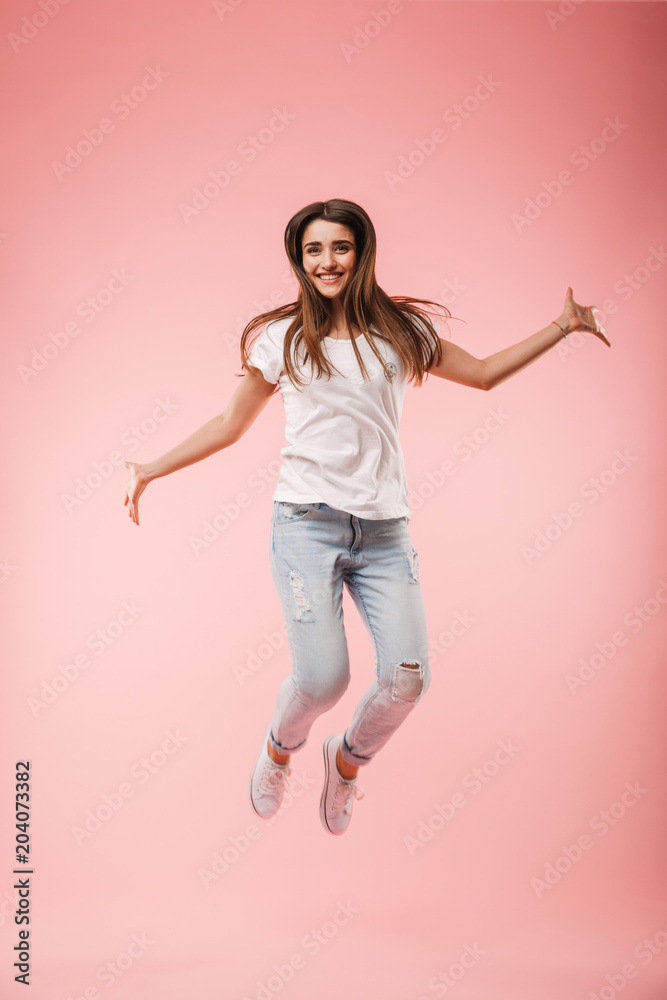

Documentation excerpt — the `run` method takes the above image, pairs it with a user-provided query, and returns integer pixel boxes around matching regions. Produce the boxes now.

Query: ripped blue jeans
[268,501,431,768]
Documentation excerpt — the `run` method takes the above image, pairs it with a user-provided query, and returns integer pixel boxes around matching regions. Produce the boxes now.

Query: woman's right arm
[123,365,276,525]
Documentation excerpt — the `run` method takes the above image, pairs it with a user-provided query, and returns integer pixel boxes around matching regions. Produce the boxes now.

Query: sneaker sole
[320,734,342,835]
[248,772,266,818]
[249,725,281,819]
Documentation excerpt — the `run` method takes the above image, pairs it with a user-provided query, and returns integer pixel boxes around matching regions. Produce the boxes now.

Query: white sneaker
[249,727,291,819]
[320,734,364,836]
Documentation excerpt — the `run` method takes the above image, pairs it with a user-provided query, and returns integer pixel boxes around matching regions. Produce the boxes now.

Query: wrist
[141,461,161,482]
[552,314,571,337]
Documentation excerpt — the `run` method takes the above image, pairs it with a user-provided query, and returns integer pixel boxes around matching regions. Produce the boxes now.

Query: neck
[329,298,346,327]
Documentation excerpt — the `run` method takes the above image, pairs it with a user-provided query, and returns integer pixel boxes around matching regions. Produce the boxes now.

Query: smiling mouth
[317,273,343,283]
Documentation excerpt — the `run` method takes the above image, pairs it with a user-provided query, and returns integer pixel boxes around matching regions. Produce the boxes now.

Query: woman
[124,198,610,837]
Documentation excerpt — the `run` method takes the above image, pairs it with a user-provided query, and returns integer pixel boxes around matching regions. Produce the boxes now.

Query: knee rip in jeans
[391,661,424,703]
[289,570,314,623]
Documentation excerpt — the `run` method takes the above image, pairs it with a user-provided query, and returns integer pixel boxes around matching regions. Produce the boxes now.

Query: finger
[592,312,608,339]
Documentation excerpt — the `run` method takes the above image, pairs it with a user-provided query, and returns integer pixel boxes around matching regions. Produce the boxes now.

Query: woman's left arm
[428,286,611,391]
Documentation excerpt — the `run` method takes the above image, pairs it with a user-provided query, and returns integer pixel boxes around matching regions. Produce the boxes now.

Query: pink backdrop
[2,1,667,998]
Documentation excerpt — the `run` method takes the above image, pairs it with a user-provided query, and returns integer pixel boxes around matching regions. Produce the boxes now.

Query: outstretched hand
[561,287,611,347]
[124,461,150,526]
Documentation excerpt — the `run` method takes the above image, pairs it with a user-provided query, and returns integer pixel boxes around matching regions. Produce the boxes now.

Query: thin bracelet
[552,320,568,339]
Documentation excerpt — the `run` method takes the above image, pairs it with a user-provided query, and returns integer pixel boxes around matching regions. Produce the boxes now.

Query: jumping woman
[124,198,610,836]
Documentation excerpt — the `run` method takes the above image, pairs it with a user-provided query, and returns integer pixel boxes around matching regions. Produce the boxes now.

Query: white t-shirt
[247,315,440,520]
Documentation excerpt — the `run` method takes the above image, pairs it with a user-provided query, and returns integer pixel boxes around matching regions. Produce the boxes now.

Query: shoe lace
[331,778,365,814]
[257,762,291,797]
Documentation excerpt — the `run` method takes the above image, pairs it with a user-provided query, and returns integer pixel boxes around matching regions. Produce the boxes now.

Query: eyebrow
[303,239,354,248]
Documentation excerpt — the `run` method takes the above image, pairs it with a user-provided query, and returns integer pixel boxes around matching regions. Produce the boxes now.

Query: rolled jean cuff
[268,729,306,758]
[339,734,372,768]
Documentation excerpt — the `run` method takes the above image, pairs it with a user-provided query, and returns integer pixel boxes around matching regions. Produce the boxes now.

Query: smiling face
[301,219,357,301]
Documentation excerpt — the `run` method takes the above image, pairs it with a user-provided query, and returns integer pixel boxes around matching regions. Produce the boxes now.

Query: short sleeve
[247,320,285,384]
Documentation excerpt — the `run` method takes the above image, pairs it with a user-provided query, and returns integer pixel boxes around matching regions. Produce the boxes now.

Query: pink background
[2,1,667,998]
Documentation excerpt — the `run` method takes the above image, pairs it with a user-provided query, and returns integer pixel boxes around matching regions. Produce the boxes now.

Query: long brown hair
[239,199,455,391]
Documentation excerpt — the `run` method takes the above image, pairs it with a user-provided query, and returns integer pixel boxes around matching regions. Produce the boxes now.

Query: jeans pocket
[278,502,316,522]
